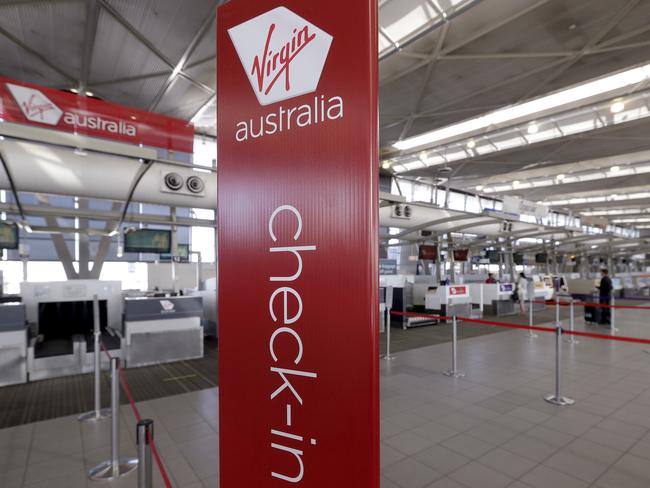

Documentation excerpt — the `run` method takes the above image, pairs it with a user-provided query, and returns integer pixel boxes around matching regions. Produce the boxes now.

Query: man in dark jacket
[599,269,613,325]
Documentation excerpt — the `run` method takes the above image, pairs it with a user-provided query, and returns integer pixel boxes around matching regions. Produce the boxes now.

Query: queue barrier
[78,343,174,487]
[388,309,650,408]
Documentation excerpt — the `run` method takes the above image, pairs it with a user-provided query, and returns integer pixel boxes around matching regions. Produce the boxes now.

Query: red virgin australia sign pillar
[217,0,379,486]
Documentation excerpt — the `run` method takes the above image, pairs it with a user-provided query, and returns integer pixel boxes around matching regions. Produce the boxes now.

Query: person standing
[517,272,529,314]
[598,269,613,326]
[485,273,497,284]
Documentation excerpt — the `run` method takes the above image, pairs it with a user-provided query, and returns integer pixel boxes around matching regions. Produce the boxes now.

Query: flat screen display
[0,222,18,249]
[418,245,437,260]
[160,243,190,261]
[124,229,171,254]
[513,253,524,265]
[453,249,469,261]
[487,250,500,264]
[535,253,548,264]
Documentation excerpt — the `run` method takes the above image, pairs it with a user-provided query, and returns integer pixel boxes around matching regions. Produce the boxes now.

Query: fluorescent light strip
[390,94,650,172]
[547,191,650,206]
[394,62,650,151]
[482,161,650,193]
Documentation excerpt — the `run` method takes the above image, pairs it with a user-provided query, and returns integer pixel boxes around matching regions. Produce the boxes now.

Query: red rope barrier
[100,341,174,488]
[389,311,650,345]
[533,299,650,310]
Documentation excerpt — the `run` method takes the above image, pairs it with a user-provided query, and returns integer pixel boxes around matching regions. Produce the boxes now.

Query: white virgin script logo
[7,83,63,125]
[229,7,333,106]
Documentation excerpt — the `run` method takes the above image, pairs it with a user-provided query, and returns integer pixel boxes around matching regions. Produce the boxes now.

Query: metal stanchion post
[382,287,396,361]
[88,357,138,480]
[137,419,154,488]
[565,299,579,344]
[443,316,465,378]
[610,295,619,334]
[382,306,396,361]
[528,297,538,338]
[544,323,574,406]
[79,295,110,422]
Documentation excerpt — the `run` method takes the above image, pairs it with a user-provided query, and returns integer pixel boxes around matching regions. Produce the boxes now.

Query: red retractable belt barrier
[533,299,650,310]
[100,343,174,488]
[389,311,650,345]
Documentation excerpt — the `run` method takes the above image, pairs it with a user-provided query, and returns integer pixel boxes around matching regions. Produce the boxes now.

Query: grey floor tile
[595,454,650,488]
[384,430,435,456]
[520,465,589,488]
[383,457,443,488]
[441,434,494,459]
[382,442,408,468]
[448,461,513,488]
[478,447,538,479]
[413,444,471,475]
[501,434,559,462]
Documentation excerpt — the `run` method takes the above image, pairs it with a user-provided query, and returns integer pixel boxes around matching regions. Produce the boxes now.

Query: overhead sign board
[0,76,194,153]
[217,1,379,487]
[503,195,549,219]
[379,258,398,275]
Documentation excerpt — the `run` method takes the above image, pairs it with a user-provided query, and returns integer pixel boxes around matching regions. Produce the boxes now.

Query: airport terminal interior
[3,0,650,487]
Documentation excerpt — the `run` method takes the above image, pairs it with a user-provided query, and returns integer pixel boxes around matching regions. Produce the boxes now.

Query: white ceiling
[2,0,650,228]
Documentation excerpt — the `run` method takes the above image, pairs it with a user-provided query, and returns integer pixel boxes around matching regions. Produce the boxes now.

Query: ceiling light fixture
[466,139,476,149]
[556,174,566,181]
[610,165,621,173]
[527,123,539,134]
[382,161,392,170]
[512,180,520,188]
[70,88,79,94]
[85,91,93,97]
[392,61,650,151]
[475,185,484,191]
[610,100,625,113]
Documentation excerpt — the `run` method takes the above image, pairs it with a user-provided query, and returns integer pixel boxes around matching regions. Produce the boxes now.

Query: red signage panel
[217,0,379,486]
[0,76,194,153]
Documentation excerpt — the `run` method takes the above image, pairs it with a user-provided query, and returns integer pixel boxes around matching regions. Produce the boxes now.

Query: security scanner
[123,295,203,368]
[380,275,410,329]
[21,280,123,381]
[469,283,516,316]
[0,302,28,386]
[425,285,472,322]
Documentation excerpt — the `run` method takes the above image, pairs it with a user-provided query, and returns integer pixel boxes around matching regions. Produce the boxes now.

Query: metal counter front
[123,296,203,368]
[0,303,28,386]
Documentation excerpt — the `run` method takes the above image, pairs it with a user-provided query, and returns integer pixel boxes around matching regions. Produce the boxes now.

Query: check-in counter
[123,296,204,368]
[425,285,472,323]
[469,283,516,316]
[0,303,28,386]
[532,282,548,311]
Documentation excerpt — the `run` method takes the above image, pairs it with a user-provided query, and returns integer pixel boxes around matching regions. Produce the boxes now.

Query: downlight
[186,176,205,194]
[164,172,184,191]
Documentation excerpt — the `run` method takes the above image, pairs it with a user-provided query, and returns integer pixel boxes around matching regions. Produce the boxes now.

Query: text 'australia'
[235,95,343,142]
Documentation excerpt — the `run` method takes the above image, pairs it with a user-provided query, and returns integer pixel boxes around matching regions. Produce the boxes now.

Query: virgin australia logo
[6,83,63,125]
[228,7,333,106]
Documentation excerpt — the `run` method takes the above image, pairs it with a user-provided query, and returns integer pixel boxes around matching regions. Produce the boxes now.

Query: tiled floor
[3,306,650,487]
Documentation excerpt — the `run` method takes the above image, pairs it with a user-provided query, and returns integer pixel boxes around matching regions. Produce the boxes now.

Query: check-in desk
[425,285,472,323]
[531,282,548,312]
[0,303,28,386]
[469,283,516,316]
[123,296,204,368]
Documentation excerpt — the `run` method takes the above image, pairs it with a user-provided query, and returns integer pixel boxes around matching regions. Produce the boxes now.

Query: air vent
[391,204,412,220]
[186,176,205,194]
[164,172,184,191]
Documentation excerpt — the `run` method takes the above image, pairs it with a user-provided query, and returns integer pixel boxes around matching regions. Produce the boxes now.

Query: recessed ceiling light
[556,174,566,181]
[476,185,484,191]
[466,139,476,149]
[527,123,539,134]
[381,161,392,169]
[610,100,625,113]
[85,91,94,97]
[512,180,520,188]
[69,88,79,94]
[610,165,621,173]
